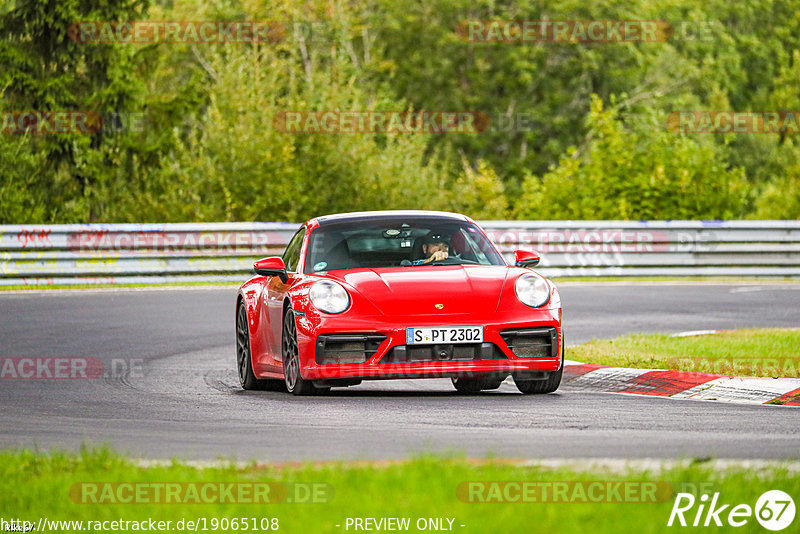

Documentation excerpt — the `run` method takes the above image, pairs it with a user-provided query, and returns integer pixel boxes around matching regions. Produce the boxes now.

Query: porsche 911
[235,211,563,395]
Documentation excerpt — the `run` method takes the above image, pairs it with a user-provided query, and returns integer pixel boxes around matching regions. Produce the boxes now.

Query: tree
[0,0,160,222]
[517,95,748,220]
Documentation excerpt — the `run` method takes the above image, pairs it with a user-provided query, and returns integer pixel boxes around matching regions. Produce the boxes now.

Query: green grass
[1,448,798,533]
[569,328,800,378]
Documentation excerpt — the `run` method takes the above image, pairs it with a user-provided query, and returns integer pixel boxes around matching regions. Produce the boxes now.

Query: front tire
[514,336,564,394]
[236,302,283,391]
[282,306,326,396]
[514,367,562,394]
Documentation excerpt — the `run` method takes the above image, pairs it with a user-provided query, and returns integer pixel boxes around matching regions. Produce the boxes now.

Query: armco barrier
[1,220,799,286]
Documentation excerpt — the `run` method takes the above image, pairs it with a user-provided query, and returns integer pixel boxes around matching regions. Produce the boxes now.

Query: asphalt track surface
[1,283,799,461]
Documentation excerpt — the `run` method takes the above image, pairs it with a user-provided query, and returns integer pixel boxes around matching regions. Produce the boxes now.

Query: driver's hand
[424,250,449,263]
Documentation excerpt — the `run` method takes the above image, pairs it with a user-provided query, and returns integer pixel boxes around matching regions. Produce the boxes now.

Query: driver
[412,233,450,265]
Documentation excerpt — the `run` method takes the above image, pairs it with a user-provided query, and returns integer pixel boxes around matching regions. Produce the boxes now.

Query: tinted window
[282,227,306,272]
[304,218,504,273]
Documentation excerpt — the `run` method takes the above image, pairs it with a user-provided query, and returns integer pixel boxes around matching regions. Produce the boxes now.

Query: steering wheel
[428,256,478,266]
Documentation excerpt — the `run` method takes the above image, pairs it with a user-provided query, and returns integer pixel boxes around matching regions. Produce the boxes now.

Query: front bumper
[294,309,562,381]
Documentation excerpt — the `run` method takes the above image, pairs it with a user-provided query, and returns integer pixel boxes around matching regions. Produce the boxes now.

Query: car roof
[312,210,470,227]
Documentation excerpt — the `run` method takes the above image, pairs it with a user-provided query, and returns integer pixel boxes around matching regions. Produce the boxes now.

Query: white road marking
[673,376,800,404]
[671,330,722,337]
[566,366,655,391]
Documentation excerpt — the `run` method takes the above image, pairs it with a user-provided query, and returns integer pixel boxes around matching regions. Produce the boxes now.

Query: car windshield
[304,218,505,273]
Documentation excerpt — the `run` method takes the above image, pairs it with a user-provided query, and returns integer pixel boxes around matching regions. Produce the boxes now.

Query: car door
[265,226,306,367]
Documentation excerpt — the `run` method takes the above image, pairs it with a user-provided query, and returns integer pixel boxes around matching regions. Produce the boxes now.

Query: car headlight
[309,280,350,314]
[515,273,550,308]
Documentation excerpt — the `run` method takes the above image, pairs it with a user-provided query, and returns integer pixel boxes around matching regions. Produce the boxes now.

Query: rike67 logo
[668,490,795,530]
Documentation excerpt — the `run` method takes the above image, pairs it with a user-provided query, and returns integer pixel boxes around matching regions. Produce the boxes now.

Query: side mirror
[514,250,540,268]
[254,257,288,283]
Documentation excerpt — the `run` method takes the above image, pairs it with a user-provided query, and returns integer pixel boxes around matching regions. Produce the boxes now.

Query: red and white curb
[562,361,800,406]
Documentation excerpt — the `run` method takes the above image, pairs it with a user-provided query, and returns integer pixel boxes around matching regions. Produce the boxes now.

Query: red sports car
[235,211,563,395]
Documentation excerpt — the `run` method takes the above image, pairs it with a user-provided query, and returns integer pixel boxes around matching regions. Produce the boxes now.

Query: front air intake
[315,334,386,364]
[500,328,558,358]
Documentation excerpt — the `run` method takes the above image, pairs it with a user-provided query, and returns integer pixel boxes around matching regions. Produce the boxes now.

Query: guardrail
[1,221,799,285]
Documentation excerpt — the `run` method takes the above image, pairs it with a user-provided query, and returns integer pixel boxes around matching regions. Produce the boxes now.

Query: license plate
[406,326,483,345]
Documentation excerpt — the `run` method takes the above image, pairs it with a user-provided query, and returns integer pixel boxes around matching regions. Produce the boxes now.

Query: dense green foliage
[517,96,749,220]
[2,0,800,222]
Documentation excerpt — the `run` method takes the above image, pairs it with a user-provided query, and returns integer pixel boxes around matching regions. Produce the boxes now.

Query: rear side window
[282,227,306,272]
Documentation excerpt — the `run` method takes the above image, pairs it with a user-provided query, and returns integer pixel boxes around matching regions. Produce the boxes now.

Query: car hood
[331,266,510,316]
